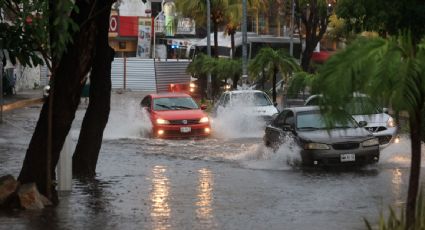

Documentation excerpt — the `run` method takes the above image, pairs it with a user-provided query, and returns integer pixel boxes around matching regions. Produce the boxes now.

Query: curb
[1,98,44,112]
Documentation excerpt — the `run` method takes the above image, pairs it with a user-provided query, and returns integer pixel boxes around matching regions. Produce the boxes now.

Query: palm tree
[249,47,300,104]
[212,58,242,89]
[316,33,425,228]
[176,0,228,58]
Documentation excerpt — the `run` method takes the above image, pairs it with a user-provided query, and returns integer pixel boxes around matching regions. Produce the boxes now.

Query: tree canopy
[0,0,77,69]
[336,0,425,43]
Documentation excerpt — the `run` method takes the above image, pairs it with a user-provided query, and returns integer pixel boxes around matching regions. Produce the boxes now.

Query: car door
[265,109,293,147]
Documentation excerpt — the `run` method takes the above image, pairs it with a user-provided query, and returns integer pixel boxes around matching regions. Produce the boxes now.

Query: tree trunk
[212,22,219,98]
[232,73,239,90]
[301,39,315,72]
[261,69,266,90]
[230,31,235,59]
[18,0,98,202]
[406,110,422,228]
[272,66,277,103]
[213,22,219,58]
[73,1,114,177]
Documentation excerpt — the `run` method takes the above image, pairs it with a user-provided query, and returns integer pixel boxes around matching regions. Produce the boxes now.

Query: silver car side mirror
[358,121,368,127]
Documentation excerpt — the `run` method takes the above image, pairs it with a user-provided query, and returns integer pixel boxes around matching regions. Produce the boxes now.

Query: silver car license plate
[340,153,355,162]
[180,127,191,133]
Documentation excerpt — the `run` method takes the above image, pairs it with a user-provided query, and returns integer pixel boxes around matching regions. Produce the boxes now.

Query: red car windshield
[153,97,199,111]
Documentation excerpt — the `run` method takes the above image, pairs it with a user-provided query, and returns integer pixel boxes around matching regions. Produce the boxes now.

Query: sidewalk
[1,88,45,112]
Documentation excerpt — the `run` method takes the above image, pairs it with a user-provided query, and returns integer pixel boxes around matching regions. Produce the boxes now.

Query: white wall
[119,0,150,16]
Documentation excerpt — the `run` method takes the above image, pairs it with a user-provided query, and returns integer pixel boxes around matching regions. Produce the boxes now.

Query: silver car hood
[352,113,390,126]
[297,128,374,144]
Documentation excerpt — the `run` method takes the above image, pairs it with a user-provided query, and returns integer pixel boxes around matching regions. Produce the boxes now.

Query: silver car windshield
[345,97,382,115]
[153,97,199,111]
[231,92,272,106]
[296,111,358,130]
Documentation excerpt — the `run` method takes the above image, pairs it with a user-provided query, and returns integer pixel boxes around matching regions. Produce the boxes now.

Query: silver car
[304,94,398,148]
[263,106,380,166]
[211,90,279,124]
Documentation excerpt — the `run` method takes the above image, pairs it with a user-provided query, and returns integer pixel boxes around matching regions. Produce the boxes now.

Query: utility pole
[241,0,248,88]
[289,0,295,56]
[206,0,212,98]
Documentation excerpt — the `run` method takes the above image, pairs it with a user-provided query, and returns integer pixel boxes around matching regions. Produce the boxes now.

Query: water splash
[103,99,152,139]
[229,137,302,170]
[211,107,267,139]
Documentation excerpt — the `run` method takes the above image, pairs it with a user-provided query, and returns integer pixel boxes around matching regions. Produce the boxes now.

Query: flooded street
[0,92,424,230]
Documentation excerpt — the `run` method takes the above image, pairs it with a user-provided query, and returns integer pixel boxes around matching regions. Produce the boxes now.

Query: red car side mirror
[200,104,207,110]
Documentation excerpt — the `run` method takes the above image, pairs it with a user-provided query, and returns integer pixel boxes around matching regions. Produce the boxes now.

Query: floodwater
[0,92,424,230]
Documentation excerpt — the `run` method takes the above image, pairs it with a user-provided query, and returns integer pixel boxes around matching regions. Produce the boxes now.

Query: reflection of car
[140,93,211,138]
[211,90,279,124]
[263,106,380,166]
[304,94,398,148]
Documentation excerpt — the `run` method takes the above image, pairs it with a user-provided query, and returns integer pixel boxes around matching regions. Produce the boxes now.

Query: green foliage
[364,190,425,230]
[287,71,316,97]
[175,0,235,26]
[0,0,78,69]
[249,47,300,84]
[317,32,425,120]
[187,53,209,77]
[336,0,425,42]
[187,53,241,82]
[326,14,347,41]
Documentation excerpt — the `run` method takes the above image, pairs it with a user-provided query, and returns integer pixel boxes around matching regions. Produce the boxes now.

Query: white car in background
[212,90,279,125]
[304,94,398,148]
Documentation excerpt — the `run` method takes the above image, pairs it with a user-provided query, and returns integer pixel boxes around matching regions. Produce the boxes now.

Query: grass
[365,190,425,230]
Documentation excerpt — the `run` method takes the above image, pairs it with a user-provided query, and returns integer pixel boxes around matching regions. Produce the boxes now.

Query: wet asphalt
[0,91,424,230]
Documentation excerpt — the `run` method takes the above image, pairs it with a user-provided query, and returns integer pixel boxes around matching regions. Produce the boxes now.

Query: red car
[140,93,211,138]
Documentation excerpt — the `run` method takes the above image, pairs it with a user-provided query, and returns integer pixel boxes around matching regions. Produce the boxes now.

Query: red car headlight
[199,117,209,123]
[156,118,170,125]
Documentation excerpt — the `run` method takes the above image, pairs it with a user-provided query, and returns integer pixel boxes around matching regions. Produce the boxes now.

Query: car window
[141,96,151,108]
[153,97,199,111]
[305,96,319,106]
[306,95,382,115]
[345,97,382,115]
[230,92,272,106]
[217,94,225,106]
[273,110,289,128]
[284,111,295,127]
[223,94,230,106]
[296,111,357,130]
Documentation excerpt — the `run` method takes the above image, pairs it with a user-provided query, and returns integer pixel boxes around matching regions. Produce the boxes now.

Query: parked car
[140,93,211,138]
[211,90,279,125]
[263,106,380,166]
[304,94,398,148]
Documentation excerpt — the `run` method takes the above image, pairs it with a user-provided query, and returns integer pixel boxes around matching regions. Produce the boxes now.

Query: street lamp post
[241,0,248,88]
[206,0,212,99]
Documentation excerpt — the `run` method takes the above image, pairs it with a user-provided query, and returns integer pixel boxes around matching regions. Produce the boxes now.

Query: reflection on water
[392,168,404,206]
[196,168,216,228]
[150,165,171,230]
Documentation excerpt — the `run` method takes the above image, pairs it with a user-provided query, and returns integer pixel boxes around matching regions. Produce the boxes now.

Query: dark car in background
[263,106,380,166]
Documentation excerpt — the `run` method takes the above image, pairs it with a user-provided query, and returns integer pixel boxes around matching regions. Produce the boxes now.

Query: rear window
[305,96,382,115]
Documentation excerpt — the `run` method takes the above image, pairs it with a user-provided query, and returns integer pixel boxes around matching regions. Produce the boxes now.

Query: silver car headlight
[362,138,379,147]
[304,143,330,150]
[387,117,396,128]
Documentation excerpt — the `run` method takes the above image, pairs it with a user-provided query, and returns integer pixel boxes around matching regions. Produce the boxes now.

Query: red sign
[109,15,118,33]
[119,16,139,37]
